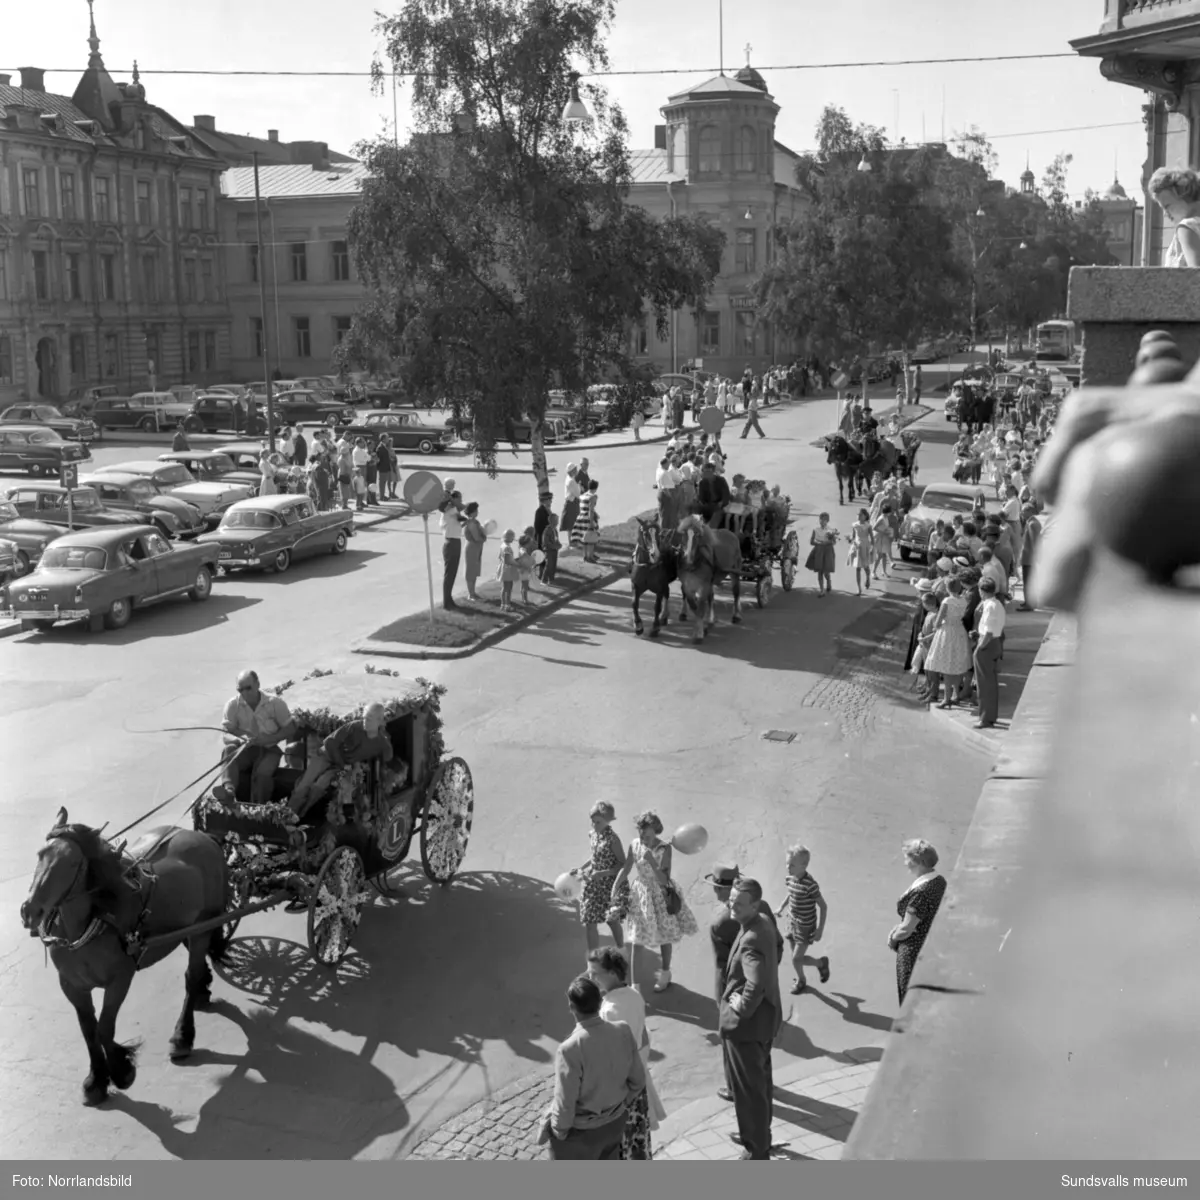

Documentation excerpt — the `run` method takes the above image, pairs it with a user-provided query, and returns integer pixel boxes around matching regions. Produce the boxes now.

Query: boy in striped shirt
[782,844,830,995]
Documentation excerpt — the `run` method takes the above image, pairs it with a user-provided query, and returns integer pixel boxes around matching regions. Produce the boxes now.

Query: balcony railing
[1118,0,1200,24]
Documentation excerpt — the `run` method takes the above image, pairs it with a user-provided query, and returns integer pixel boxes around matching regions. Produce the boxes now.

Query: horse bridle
[34,831,97,948]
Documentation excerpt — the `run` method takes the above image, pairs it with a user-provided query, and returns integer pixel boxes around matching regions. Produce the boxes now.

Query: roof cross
[744,43,753,67]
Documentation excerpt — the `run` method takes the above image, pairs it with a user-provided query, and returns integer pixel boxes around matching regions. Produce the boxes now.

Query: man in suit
[719,878,783,1159]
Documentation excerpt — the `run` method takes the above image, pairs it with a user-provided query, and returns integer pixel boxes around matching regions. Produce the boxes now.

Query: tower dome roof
[1020,166,1035,182]
[734,64,767,93]
[1104,177,1128,199]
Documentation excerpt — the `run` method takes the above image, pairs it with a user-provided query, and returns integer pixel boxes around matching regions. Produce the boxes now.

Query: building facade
[188,116,354,169]
[1094,177,1144,265]
[0,20,231,406]
[220,164,366,382]
[623,63,807,378]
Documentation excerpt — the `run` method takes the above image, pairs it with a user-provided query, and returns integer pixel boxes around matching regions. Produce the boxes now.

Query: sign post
[403,470,447,623]
[59,463,78,529]
[831,370,851,432]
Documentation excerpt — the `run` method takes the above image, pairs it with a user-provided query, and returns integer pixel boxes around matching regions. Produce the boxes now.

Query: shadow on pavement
[220,548,385,582]
[806,990,896,1033]
[15,594,261,645]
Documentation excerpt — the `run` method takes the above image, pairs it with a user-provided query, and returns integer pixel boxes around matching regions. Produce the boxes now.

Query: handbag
[663,880,683,916]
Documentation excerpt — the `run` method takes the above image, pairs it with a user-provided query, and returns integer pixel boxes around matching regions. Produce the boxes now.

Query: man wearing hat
[707,863,782,1105]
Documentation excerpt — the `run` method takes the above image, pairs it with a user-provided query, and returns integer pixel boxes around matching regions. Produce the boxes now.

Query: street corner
[406,1072,553,1160]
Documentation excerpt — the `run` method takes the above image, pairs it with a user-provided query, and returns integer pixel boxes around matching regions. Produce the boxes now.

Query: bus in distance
[1035,320,1076,362]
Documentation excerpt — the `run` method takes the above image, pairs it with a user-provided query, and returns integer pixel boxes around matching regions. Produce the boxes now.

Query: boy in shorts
[781,844,830,995]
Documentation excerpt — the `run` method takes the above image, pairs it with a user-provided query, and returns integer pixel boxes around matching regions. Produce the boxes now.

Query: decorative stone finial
[87,0,102,62]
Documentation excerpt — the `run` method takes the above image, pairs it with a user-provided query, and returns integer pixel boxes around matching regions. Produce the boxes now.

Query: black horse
[630,517,684,637]
[825,435,865,505]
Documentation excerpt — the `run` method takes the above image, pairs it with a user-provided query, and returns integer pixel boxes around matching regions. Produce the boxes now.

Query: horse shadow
[107,1001,408,1158]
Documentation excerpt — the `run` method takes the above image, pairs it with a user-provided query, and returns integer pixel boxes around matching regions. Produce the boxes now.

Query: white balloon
[671,823,709,856]
[553,871,582,901]
[483,519,498,536]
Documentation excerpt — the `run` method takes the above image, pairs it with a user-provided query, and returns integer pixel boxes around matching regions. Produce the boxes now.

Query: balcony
[1075,0,1200,64]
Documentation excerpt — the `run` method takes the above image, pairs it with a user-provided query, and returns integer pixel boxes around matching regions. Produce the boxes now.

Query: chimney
[0,74,11,87]
[194,114,216,131]
[268,129,279,142]
[19,67,45,92]
[654,124,667,150]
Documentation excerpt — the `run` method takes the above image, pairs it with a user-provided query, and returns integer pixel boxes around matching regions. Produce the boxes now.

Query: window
[200,257,213,303]
[60,172,77,220]
[204,330,216,370]
[333,315,352,345]
[735,229,756,274]
[32,250,50,301]
[0,336,12,385]
[179,186,192,229]
[295,316,311,358]
[248,242,259,283]
[22,167,40,216]
[100,253,116,301]
[69,334,86,381]
[290,242,307,282]
[141,253,159,303]
[736,310,758,355]
[64,252,83,301]
[735,126,757,173]
[136,179,152,225]
[187,331,200,374]
[252,317,264,358]
[698,125,721,174]
[103,333,120,379]
[702,310,720,355]
[332,240,350,281]
[146,330,160,376]
[93,176,111,222]
[182,258,197,302]
[196,188,209,229]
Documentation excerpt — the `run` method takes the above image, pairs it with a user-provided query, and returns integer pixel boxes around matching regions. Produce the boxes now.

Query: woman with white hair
[1149,167,1200,267]
[890,839,948,1004]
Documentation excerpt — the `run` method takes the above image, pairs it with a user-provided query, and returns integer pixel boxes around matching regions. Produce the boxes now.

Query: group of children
[496,518,563,612]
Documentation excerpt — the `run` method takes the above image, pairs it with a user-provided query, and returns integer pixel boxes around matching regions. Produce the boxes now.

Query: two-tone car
[0,426,91,477]
[337,411,455,455]
[5,525,219,632]
[0,403,97,444]
[80,472,207,540]
[1,483,148,535]
[196,494,355,574]
[897,482,996,562]
[93,460,255,527]
[157,450,262,495]
[182,394,263,435]
[273,390,357,428]
[0,498,63,575]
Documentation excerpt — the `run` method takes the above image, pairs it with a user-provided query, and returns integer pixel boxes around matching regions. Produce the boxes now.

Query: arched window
[735,126,757,172]
[698,125,721,175]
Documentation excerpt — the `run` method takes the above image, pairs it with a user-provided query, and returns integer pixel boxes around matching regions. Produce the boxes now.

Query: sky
[4,0,1156,204]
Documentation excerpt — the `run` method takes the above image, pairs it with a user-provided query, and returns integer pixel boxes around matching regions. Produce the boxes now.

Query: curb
[0,619,21,639]
[924,702,1004,756]
[396,462,559,476]
[351,559,627,661]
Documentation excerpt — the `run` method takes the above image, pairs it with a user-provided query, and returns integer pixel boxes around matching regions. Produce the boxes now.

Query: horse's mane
[54,823,134,902]
[677,514,715,547]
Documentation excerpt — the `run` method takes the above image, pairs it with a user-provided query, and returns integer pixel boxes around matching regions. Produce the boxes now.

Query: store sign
[730,296,758,311]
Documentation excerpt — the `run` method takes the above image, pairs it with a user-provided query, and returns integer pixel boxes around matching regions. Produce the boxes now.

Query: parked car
[0,498,63,575]
[66,384,122,409]
[157,450,262,494]
[92,394,189,433]
[273,390,357,427]
[897,482,996,562]
[0,426,91,477]
[168,385,205,408]
[5,525,219,632]
[339,411,455,455]
[0,535,19,583]
[80,472,207,539]
[1,483,145,532]
[183,394,263,435]
[129,391,193,425]
[197,494,355,575]
[0,404,96,444]
[92,460,254,526]
[244,380,299,400]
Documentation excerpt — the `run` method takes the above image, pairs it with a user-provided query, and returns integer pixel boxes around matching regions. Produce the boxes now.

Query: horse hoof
[649,627,660,639]
[111,1061,137,1091]
[634,627,644,637]
[82,1079,109,1107]
[732,615,743,624]
[169,1042,193,1063]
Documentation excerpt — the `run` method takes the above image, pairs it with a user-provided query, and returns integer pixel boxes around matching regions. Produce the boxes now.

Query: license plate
[219,550,231,559]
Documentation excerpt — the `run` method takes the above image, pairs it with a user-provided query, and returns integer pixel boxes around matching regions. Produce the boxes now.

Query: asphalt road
[0,363,995,1160]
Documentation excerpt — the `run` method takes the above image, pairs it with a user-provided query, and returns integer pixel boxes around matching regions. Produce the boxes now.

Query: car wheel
[29,463,46,478]
[184,416,204,434]
[331,530,348,555]
[583,421,597,437]
[139,416,158,433]
[188,565,213,601]
[418,438,435,455]
[271,548,292,574]
[326,414,339,427]
[14,550,30,576]
[103,597,133,630]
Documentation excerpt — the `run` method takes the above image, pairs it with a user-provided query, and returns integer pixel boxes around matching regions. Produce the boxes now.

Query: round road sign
[698,406,726,436]
[403,470,445,514]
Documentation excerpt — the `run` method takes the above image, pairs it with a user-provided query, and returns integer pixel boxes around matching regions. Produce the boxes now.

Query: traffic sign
[59,464,78,489]
[403,470,445,515]
[832,370,851,390]
[698,407,726,435]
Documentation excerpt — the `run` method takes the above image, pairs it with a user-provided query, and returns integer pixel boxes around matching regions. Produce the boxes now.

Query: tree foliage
[336,0,723,494]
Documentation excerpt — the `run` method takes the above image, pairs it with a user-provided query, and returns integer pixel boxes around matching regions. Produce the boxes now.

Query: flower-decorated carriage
[193,666,474,965]
[725,484,798,606]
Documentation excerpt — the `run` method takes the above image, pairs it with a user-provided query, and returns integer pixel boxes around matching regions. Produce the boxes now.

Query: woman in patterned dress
[610,810,698,994]
[587,947,667,1160]
[923,577,973,708]
[890,839,948,1004]
[571,801,626,953]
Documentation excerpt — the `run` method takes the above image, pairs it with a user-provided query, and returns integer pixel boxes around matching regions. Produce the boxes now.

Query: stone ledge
[1068,265,1200,322]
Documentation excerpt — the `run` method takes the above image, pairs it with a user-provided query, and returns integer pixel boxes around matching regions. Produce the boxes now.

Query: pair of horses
[20,808,229,1106]
[631,500,743,643]
[825,431,919,505]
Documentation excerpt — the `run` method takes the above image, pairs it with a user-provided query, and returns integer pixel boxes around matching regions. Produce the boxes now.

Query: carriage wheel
[420,758,475,884]
[307,846,370,966]
[756,575,773,608]
[781,559,796,591]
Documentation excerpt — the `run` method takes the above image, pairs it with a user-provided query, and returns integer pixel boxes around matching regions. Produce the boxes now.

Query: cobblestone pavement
[406,1073,552,1160]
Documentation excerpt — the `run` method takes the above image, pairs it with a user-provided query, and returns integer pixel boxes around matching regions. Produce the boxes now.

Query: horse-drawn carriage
[726,497,800,606]
[195,667,475,965]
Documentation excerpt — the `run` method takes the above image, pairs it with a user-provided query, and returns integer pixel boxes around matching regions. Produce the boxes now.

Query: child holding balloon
[569,801,626,953]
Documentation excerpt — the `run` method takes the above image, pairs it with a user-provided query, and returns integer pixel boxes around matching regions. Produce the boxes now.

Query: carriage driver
[696,461,731,530]
[217,670,297,806]
[287,702,396,817]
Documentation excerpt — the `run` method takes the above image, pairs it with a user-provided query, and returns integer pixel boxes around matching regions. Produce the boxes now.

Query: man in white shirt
[439,491,464,610]
[218,670,297,805]
[977,547,1009,599]
[972,578,1007,729]
[655,456,676,491]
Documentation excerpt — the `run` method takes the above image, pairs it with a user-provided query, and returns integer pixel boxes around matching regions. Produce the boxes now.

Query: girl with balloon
[557,801,627,954]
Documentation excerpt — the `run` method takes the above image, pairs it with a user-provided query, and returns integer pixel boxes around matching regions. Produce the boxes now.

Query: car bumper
[7,607,90,622]
[898,535,928,554]
[216,552,261,567]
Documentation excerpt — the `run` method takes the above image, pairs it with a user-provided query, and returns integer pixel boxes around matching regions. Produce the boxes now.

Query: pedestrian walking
[631,407,645,441]
[848,509,873,595]
[292,426,308,468]
[871,504,895,578]
[439,492,464,610]
[571,801,627,952]
[172,421,190,452]
[259,451,279,497]
[970,577,1006,728]
[461,501,486,600]
[740,394,766,439]
[805,512,838,596]
[780,845,829,995]
[719,878,783,1159]
[890,840,947,1005]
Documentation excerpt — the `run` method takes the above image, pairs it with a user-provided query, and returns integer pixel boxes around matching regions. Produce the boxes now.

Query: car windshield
[205,454,236,472]
[34,406,65,419]
[128,481,157,502]
[154,465,195,485]
[41,545,107,570]
[29,430,60,444]
[920,490,980,514]
[0,501,18,520]
[221,510,281,530]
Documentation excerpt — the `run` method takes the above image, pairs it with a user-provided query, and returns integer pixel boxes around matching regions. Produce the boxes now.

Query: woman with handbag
[610,810,698,994]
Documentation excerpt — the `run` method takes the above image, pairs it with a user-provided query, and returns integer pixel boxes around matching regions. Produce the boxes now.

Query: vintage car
[183,394,264,435]
[5,525,219,632]
[339,410,455,455]
[93,460,254,526]
[2,482,148,533]
[0,403,96,444]
[0,426,91,477]
[0,535,19,581]
[157,450,262,494]
[0,499,63,575]
[273,390,357,427]
[65,384,122,411]
[196,494,355,574]
[80,472,207,539]
[897,482,998,562]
